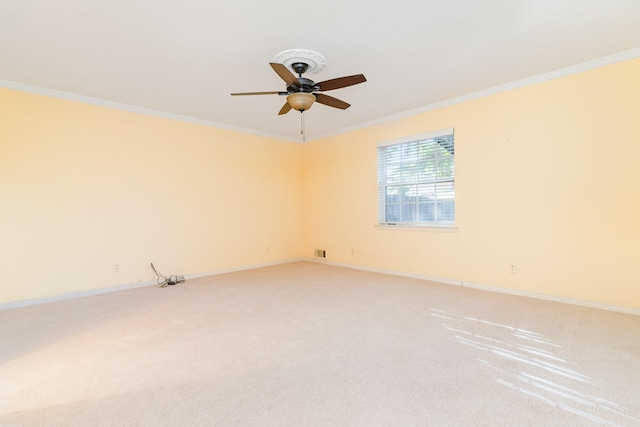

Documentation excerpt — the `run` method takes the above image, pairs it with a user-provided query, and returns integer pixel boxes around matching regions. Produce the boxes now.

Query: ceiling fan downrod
[291,62,309,77]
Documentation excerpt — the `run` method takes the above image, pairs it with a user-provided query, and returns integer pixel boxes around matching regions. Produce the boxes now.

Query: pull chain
[300,110,306,142]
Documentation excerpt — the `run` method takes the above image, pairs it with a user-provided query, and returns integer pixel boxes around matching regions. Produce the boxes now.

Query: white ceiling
[1,1,640,142]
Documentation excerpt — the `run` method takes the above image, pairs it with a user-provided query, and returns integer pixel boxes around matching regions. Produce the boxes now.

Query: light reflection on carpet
[430,308,640,427]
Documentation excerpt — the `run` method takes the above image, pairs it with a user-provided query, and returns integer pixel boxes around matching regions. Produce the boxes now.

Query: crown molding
[2,47,638,144]
[0,79,303,143]
[311,47,640,141]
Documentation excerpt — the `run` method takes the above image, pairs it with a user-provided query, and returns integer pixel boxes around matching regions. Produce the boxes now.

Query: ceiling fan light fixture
[287,93,315,112]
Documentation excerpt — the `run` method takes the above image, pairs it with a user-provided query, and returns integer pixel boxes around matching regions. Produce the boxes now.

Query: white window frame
[376,128,456,231]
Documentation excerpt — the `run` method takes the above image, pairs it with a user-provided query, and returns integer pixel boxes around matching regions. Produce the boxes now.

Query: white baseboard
[306,258,640,316]
[4,257,638,316]
[308,257,463,287]
[0,258,304,311]
[0,279,157,311]
[183,258,305,280]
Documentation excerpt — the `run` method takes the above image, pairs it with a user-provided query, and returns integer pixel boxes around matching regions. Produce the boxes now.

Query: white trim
[0,279,157,311]
[2,49,638,144]
[0,258,304,311]
[460,281,640,316]
[375,224,458,232]
[313,47,640,142]
[0,79,303,144]
[377,127,454,148]
[305,258,640,316]
[308,258,462,287]
[3,257,638,315]
[183,258,304,280]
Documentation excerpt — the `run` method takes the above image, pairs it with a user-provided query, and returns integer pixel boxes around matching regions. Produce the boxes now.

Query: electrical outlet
[351,248,355,255]
[509,264,517,274]
[113,263,120,272]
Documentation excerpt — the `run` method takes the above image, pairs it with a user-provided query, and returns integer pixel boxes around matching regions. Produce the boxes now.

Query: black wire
[151,263,185,287]
[150,262,168,287]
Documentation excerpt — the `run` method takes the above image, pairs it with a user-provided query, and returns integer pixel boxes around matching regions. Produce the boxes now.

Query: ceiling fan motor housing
[288,77,317,94]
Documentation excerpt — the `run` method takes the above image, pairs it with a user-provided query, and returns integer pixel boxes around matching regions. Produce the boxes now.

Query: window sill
[375,224,458,233]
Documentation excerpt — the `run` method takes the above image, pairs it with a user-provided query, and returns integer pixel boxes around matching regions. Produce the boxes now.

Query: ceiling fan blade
[278,102,292,115]
[231,91,287,96]
[314,93,351,110]
[270,62,300,87]
[316,74,366,91]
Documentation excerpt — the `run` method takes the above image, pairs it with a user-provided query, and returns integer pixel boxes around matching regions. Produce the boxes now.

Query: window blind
[377,129,455,225]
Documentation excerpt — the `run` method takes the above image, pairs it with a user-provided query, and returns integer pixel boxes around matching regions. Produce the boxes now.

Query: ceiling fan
[231,61,366,115]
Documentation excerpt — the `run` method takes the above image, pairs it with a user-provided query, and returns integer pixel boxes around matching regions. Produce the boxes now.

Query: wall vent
[314,249,326,258]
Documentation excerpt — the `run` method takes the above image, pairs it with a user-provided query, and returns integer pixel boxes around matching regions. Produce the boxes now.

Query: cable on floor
[151,263,185,288]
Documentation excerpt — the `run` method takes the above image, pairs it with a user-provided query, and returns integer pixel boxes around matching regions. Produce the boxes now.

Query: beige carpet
[1,261,639,426]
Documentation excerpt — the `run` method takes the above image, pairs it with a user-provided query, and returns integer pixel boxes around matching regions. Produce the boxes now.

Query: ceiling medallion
[273,49,327,74]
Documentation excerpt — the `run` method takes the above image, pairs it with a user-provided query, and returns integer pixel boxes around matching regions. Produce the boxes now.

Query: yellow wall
[0,89,303,303]
[2,57,639,309]
[303,58,640,309]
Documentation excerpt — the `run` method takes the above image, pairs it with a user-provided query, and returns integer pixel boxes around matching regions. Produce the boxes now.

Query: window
[377,128,455,227]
